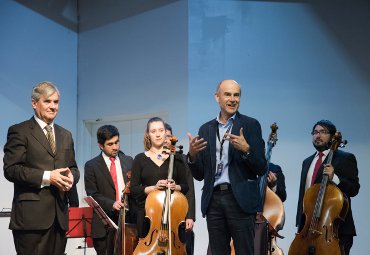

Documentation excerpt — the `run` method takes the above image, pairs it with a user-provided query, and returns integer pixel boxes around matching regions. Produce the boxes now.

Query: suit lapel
[228,114,240,160]
[29,117,54,156]
[54,125,63,156]
[208,120,217,177]
[98,154,115,189]
[302,153,315,185]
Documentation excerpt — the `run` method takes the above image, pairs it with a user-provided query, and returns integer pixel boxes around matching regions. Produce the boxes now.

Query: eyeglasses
[311,130,330,136]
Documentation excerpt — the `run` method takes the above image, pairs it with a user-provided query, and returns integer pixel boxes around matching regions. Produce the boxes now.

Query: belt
[213,183,232,192]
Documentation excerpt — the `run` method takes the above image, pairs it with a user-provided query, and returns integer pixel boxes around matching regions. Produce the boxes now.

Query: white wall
[0,1,78,254]
[1,0,370,254]
[188,0,370,254]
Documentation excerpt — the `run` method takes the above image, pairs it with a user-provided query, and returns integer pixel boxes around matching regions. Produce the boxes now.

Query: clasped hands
[155,179,177,190]
[50,168,74,192]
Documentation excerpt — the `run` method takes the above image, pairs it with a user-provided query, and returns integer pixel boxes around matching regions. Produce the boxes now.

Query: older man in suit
[3,81,79,255]
[187,80,266,255]
[84,125,136,255]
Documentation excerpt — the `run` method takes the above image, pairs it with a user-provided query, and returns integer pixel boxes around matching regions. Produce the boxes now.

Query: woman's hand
[167,179,177,190]
[155,179,168,190]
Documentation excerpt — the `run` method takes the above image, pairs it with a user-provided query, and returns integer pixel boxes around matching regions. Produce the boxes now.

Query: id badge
[215,162,223,178]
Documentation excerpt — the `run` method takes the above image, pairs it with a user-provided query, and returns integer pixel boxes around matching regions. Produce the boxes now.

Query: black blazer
[296,150,360,236]
[189,112,266,216]
[84,151,134,238]
[268,162,287,203]
[182,154,196,221]
[3,117,80,231]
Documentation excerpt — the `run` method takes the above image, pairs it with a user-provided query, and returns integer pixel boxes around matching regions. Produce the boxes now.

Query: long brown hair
[143,117,165,151]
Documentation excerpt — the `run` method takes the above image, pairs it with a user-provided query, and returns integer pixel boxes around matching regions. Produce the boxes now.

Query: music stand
[66,207,93,255]
[84,196,118,230]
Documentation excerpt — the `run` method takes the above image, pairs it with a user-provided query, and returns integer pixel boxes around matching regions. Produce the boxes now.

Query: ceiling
[15,0,179,32]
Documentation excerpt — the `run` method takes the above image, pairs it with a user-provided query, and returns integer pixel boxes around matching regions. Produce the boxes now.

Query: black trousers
[339,234,354,255]
[93,228,116,255]
[13,221,66,255]
[206,189,255,255]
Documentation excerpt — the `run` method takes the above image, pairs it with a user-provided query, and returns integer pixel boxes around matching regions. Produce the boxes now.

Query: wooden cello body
[114,170,139,255]
[260,123,285,255]
[288,132,349,255]
[133,190,188,255]
[133,136,188,255]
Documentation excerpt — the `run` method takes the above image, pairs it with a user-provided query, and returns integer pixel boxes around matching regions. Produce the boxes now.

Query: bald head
[216,80,241,95]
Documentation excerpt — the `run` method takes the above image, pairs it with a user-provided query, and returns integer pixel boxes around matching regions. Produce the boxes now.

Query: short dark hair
[312,120,337,136]
[97,125,119,145]
[164,123,172,134]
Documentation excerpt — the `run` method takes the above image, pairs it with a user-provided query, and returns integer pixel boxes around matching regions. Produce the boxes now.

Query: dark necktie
[45,125,56,154]
[110,157,119,201]
[311,152,324,186]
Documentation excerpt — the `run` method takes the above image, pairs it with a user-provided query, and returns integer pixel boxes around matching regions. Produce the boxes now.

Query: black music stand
[84,196,118,230]
[66,207,93,255]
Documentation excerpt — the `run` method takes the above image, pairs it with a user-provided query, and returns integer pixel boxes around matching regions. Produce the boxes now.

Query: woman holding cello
[289,120,360,255]
[130,117,189,254]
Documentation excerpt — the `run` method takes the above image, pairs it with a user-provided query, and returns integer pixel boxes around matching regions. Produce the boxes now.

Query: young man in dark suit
[84,125,136,255]
[295,120,360,255]
[187,80,266,255]
[3,81,79,255]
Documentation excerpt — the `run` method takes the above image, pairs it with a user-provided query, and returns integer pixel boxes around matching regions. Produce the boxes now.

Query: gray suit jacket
[3,117,80,231]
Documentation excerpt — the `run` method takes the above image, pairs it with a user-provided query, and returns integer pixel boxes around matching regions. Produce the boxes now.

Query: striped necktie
[45,125,56,154]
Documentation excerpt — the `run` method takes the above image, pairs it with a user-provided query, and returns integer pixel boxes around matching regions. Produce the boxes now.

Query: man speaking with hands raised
[187,79,266,255]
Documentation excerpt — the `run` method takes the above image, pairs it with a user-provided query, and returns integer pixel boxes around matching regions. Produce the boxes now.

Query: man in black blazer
[295,120,360,255]
[265,162,287,203]
[84,125,135,255]
[3,81,79,255]
[187,80,266,255]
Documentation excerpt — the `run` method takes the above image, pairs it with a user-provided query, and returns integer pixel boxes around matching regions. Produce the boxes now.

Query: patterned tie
[110,157,119,201]
[311,152,324,186]
[45,125,56,154]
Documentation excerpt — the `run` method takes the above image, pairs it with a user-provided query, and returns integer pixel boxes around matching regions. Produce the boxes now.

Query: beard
[313,140,331,151]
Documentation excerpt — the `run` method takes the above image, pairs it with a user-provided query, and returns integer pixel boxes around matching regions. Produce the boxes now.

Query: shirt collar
[316,149,330,157]
[34,115,54,130]
[216,113,236,126]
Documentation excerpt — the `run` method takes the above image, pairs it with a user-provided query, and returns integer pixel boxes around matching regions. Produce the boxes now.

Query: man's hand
[224,128,250,153]
[113,201,125,211]
[267,171,278,188]
[187,133,207,161]
[185,218,194,231]
[323,163,335,180]
[50,168,74,192]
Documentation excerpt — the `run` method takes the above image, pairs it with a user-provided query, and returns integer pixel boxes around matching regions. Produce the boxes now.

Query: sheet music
[84,196,118,230]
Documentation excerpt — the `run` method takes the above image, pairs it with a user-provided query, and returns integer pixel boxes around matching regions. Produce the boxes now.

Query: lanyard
[216,121,233,161]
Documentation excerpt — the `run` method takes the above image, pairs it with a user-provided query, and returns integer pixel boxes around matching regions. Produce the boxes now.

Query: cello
[230,123,285,255]
[133,136,188,255]
[114,170,139,255]
[260,123,285,255]
[288,132,349,255]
